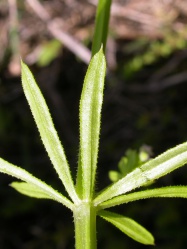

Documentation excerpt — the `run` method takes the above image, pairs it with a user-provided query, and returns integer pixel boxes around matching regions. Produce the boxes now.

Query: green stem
[74,201,97,249]
[92,0,112,56]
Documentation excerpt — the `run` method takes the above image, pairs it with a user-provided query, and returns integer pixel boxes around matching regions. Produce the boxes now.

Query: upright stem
[91,0,112,56]
[73,201,97,249]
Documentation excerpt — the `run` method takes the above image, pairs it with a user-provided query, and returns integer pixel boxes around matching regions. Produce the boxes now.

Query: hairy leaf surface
[95,142,187,205]
[77,48,106,199]
[21,61,79,204]
[0,158,73,209]
[99,210,154,245]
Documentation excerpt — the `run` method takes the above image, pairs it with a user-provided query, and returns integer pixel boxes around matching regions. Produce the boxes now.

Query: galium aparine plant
[1,48,187,248]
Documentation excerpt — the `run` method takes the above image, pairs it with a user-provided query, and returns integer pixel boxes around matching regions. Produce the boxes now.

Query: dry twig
[25,0,91,64]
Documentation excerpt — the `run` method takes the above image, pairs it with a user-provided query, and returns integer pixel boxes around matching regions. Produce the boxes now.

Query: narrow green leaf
[37,39,62,67]
[92,0,112,56]
[94,142,187,205]
[76,48,106,200]
[21,61,79,204]
[11,181,56,199]
[98,186,187,209]
[0,158,74,210]
[99,210,154,245]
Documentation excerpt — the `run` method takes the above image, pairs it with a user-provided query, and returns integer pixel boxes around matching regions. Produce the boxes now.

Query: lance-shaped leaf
[98,210,154,245]
[21,61,79,204]
[98,186,187,209]
[76,48,106,199]
[11,181,58,199]
[94,142,187,205]
[0,158,73,210]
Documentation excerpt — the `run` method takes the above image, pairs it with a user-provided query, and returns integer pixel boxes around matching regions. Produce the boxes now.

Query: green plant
[1,45,187,249]
[1,1,187,248]
[123,27,187,78]
[37,39,62,67]
[109,146,152,183]
[91,0,112,56]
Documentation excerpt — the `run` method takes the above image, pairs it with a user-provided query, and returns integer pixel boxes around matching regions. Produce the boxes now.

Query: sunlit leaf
[99,210,154,245]
[21,61,79,204]
[11,181,56,199]
[98,186,187,209]
[0,158,73,210]
[76,47,106,199]
[94,142,187,205]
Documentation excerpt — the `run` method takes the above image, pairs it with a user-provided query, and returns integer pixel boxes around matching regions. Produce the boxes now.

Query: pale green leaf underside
[77,47,106,199]
[21,61,79,204]
[98,210,154,245]
[11,181,56,199]
[98,186,187,209]
[94,142,187,205]
[0,158,73,210]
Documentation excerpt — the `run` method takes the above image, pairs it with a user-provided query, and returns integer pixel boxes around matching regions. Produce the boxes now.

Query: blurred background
[1,0,187,248]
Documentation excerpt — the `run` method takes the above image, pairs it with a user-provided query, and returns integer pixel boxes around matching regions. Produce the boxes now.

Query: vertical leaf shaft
[77,48,106,200]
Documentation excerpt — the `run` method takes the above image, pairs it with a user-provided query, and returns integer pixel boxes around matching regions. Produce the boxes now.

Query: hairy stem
[74,201,97,249]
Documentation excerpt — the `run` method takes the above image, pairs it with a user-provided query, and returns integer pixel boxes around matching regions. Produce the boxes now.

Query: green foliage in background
[109,146,152,182]
[37,39,62,67]
[123,27,187,78]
